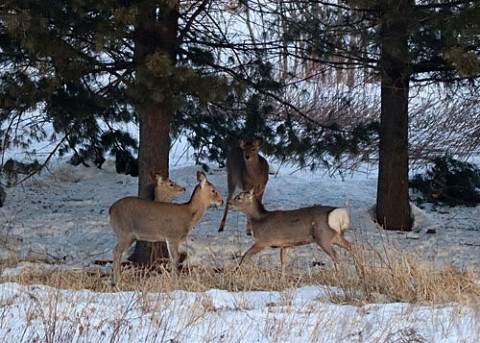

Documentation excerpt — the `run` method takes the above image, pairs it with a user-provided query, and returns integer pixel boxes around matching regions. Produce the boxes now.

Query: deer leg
[280,247,290,276]
[238,243,265,268]
[316,240,340,271]
[334,235,365,278]
[112,238,134,285]
[333,235,353,252]
[246,220,253,236]
[165,240,181,273]
[312,222,340,271]
[219,187,234,232]
[219,200,230,232]
[165,239,174,262]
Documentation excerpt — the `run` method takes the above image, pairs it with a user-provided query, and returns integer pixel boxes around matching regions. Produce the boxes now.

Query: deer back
[109,197,195,242]
[230,188,342,246]
[249,206,337,244]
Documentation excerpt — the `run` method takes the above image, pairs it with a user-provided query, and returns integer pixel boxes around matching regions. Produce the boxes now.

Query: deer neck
[155,191,173,203]
[246,198,268,221]
[244,155,261,173]
[186,185,209,226]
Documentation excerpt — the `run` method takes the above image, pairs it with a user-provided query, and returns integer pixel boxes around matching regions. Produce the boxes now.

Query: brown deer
[229,187,359,275]
[128,171,187,266]
[219,138,269,235]
[149,171,186,202]
[109,171,223,284]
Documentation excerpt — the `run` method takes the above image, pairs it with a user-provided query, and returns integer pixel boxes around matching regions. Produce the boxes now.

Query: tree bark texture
[128,1,180,265]
[128,105,173,266]
[376,0,414,231]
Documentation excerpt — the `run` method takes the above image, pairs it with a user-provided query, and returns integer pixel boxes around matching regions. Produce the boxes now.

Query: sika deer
[219,138,269,235]
[130,171,187,266]
[109,171,223,284]
[229,187,358,275]
[149,171,186,202]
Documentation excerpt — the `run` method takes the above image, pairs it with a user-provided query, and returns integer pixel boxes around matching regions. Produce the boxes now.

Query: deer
[129,171,187,266]
[148,171,186,202]
[218,138,269,235]
[109,171,223,284]
[229,186,361,276]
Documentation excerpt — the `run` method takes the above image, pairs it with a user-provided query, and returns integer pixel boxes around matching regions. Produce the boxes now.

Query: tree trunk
[128,105,172,265]
[128,1,179,265]
[376,1,414,231]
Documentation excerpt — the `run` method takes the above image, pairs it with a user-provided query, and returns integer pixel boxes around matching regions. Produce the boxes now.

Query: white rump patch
[327,208,350,233]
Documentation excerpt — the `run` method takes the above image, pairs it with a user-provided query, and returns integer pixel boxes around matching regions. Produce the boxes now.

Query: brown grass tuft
[1,242,479,307]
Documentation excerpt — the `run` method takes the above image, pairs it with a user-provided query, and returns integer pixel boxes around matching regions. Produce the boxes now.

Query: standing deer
[128,171,187,266]
[109,171,223,284]
[149,171,186,202]
[219,138,269,235]
[229,187,359,275]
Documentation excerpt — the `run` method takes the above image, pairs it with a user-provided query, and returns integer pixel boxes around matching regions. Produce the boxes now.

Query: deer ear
[152,171,165,183]
[247,186,256,196]
[197,171,207,185]
[253,184,265,196]
[239,139,246,149]
[253,138,263,147]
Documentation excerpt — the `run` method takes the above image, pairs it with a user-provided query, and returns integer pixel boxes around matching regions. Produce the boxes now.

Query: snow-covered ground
[1,282,477,342]
[0,136,479,342]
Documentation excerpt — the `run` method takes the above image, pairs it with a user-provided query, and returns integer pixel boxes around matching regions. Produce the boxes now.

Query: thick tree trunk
[128,1,179,265]
[128,105,172,265]
[376,1,413,231]
[137,106,171,198]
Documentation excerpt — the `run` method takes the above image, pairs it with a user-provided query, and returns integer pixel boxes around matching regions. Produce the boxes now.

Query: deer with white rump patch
[219,138,269,235]
[229,187,359,275]
[109,171,223,284]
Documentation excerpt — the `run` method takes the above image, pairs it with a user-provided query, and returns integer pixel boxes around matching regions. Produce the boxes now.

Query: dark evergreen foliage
[0,159,42,186]
[173,59,379,171]
[410,156,480,206]
[114,149,139,177]
[0,0,136,176]
[0,185,5,207]
[275,0,480,230]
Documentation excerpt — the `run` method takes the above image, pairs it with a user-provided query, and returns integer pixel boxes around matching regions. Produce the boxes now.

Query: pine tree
[272,0,480,230]
[3,1,480,242]
[0,1,230,265]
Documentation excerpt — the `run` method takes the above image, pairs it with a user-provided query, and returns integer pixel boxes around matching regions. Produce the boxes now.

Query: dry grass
[1,243,479,307]
[0,245,479,342]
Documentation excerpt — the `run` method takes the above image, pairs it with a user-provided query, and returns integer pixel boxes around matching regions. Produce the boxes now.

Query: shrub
[410,156,480,206]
